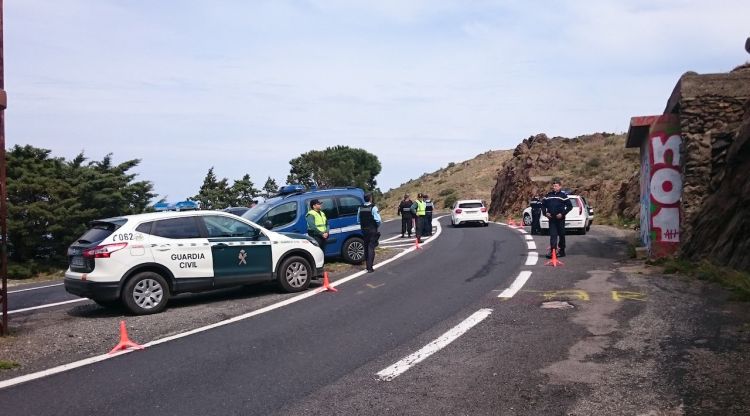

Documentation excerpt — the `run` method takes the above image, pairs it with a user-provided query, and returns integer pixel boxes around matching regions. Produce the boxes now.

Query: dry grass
[380,150,513,219]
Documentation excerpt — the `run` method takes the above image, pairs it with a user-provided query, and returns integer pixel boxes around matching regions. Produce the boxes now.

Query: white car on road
[451,200,489,227]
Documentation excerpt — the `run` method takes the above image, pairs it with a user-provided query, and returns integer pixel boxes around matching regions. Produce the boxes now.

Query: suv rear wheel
[342,237,365,264]
[122,271,170,315]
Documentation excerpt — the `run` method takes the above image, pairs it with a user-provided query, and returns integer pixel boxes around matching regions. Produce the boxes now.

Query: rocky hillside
[487,133,641,223]
[379,133,640,224]
[380,150,513,219]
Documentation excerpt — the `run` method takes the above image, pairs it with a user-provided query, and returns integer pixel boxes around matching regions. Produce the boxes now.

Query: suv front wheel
[277,255,312,292]
[122,271,170,315]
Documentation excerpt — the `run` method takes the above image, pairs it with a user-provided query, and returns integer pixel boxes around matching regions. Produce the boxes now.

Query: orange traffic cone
[322,271,338,292]
[545,248,565,267]
[108,320,144,354]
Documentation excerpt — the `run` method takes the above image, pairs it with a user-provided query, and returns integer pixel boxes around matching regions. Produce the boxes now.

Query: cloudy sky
[6,1,749,201]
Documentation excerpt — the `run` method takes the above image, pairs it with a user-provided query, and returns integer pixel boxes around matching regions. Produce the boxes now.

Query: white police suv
[64,211,325,315]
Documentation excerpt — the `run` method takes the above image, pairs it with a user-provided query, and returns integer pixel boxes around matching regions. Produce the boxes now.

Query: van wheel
[122,271,170,315]
[342,237,365,264]
[277,255,312,292]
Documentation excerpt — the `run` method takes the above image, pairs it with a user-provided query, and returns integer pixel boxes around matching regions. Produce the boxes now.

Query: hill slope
[380,150,513,219]
[488,133,641,223]
[379,133,640,225]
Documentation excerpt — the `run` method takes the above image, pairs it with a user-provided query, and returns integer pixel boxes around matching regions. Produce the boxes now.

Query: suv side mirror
[263,220,273,230]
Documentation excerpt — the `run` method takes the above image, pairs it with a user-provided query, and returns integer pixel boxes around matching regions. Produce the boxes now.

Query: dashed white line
[527,241,537,250]
[524,235,533,241]
[525,252,539,266]
[498,271,533,299]
[376,308,493,382]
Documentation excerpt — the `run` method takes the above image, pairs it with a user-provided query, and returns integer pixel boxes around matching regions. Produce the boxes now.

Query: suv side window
[337,196,361,217]
[135,221,154,234]
[202,216,256,238]
[305,197,338,220]
[262,201,298,229]
[151,217,201,239]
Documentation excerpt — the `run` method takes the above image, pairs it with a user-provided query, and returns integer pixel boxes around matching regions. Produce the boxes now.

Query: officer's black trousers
[401,215,412,237]
[423,213,433,236]
[311,234,327,255]
[362,227,380,271]
[549,217,566,251]
[531,212,541,235]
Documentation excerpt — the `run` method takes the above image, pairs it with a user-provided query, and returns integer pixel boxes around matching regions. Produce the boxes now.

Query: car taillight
[83,242,127,258]
[455,209,462,214]
[480,207,487,212]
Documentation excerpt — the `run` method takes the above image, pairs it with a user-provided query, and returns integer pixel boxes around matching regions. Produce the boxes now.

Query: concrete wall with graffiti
[629,114,682,257]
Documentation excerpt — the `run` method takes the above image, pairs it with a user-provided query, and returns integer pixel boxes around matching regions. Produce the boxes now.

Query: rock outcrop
[488,133,640,222]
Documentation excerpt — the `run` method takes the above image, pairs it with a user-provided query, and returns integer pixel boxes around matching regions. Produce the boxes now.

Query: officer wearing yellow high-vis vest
[306,199,330,253]
[410,193,427,244]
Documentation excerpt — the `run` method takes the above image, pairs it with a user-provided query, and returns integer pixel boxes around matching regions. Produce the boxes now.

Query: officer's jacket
[398,199,413,217]
[530,199,543,214]
[542,191,573,217]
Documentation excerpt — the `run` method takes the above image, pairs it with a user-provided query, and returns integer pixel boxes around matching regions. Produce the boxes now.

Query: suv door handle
[215,243,228,250]
[155,244,171,251]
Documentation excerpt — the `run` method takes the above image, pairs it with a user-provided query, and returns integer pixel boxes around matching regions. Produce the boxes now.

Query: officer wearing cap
[397,193,413,238]
[357,193,382,273]
[411,193,427,243]
[306,199,329,253]
[542,179,573,258]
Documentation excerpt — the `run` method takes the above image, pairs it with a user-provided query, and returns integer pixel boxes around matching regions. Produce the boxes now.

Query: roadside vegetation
[648,257,750,301]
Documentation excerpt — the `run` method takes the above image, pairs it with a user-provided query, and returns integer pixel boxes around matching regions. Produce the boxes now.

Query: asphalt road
[4,219,749,415]
[0,217,528,415]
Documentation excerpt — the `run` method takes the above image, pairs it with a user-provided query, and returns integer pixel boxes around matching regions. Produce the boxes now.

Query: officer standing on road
[530,195,543,235]
[411,193,427,244]
[542,179,573,258]
[306,199,329,254]
[423,194,434,236]
[357,193,382,273]
[397,193,413,238]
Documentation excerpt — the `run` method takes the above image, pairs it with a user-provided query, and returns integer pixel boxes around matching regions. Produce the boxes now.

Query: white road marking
[527,241,536,250]
[376,308,493,382]
[498,271,533,299]
[524,235,533,241]
[381,235,402,243]
[525,252,539,266]
[517,229,527,234]
[9,299,88,315]
[0,216,448,391]
[8,283,64,293]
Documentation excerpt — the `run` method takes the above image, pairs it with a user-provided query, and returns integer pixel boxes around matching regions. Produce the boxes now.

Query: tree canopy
[6,145,155,275]
[192,168,260,209]
[286,146,381,192]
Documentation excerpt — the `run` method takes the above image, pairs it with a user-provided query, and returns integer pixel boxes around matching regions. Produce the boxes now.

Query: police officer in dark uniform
[397,194,413,238]
[530,196,543,235]
[423,194,434,236]
[542,179,573,258]
[357,193,381,273]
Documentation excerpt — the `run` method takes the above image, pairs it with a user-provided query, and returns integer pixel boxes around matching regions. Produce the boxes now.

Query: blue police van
[242,185,366,263]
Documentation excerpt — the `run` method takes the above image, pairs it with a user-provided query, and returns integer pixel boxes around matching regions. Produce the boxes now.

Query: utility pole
[0,0,8,336]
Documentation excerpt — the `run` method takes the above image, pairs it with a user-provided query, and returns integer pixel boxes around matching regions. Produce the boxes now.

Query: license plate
[71,256,86,267]
[466,210,478,214]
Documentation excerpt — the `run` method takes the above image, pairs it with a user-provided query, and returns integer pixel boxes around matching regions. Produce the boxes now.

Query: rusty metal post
[0,0,8,336]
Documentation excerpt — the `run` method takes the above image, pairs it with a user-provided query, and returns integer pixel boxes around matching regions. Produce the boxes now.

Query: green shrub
[438,188,456,197]
[443,194,458,208]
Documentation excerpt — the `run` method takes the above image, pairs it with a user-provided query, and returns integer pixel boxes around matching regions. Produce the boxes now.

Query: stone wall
[665,68,750,245]
[680,96,750,270]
